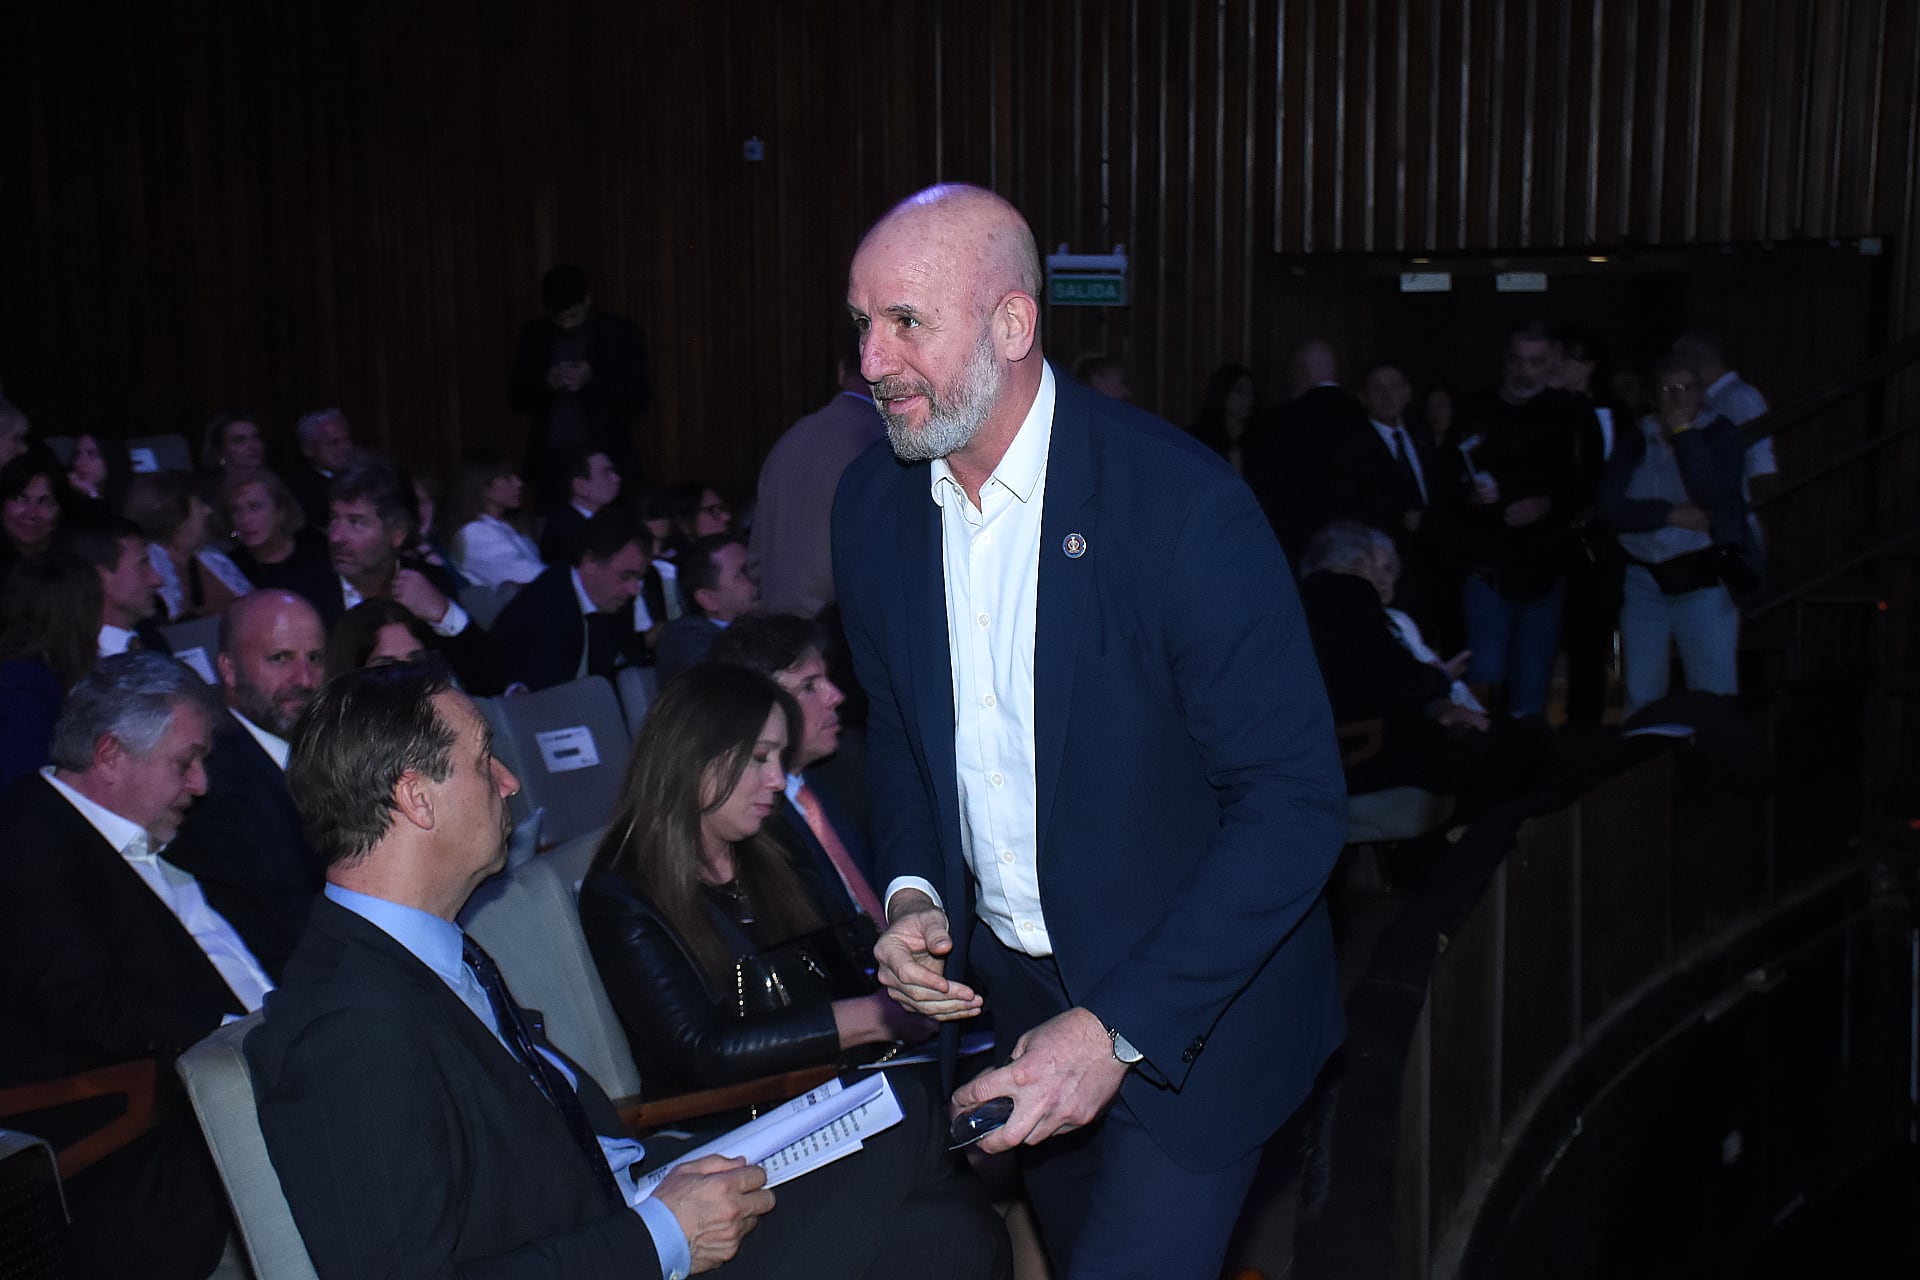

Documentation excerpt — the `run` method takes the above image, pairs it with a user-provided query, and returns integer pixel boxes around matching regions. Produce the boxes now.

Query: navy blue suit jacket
[832,368,1347,1166]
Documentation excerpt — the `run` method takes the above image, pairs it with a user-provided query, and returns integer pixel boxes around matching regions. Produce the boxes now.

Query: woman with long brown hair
[0,551,104,788]
[580,662,929,1093]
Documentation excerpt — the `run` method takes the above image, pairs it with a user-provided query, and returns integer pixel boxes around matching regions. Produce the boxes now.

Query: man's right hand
[654,1155,775,1273]
[390,568,452,627]
[874,894,983,1020]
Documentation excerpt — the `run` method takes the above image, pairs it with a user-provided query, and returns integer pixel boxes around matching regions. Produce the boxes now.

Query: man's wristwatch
[1107,1025,1144,1066]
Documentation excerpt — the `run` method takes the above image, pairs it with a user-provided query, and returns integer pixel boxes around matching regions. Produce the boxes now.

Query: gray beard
[882,331,1006,462]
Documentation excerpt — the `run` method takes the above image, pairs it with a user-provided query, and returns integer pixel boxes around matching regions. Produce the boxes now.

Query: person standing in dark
[1551,329,1626,726]
[509,262,649,500]
[1445,322,1602,720]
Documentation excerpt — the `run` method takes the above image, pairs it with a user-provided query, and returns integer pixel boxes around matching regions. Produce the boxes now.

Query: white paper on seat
[631,1074,904,1195]
[535,725,600,773]
[177,648,218,685]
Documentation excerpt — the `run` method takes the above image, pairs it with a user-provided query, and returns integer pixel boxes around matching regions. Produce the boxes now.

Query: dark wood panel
[1502,808,1580,1122]
[1427,885,1504,1245]
[3,0,1918,512]
[1580,756,1675,1029]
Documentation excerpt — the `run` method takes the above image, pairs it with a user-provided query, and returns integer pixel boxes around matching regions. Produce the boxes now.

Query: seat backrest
[614,665,659,736]
[458,856,643,1100]
[543,823,608,892]
[124,434,194,475]
[0,1130,68,1279]
[175,1015,320,1280]
[458,581,520,630]
[476,676,631,848]
[160,615,224,685]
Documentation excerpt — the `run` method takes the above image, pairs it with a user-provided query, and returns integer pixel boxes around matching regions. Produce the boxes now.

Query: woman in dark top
[0,551,103,789]
[1188,362,1259,474]
[324,599,437,679]
[224,470,333,609]
[580,663,929,1094]
[0,453,67,582]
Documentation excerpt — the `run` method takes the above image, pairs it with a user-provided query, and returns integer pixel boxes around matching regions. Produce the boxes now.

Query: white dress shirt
[41,768,274,1012]
[339,576,470,637]
[453,515,547,587]
[98,625,137,658]
[885,364,1059,958]
[231,708,291,770]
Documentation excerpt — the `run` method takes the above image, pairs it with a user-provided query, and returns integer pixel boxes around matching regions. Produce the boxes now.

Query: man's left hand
[948,1007,1129,1155]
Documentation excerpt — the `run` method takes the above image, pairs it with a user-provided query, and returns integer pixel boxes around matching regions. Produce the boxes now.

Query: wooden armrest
[1337,718,1384,769]
[617,1065,839,1133]
[0,1058,163,1179]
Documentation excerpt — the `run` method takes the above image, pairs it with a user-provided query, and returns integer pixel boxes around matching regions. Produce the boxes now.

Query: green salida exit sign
[1048,273,1127,306]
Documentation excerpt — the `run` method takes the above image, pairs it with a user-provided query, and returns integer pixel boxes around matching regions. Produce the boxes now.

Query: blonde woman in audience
[449,449,544,586]
[223,470,333,610]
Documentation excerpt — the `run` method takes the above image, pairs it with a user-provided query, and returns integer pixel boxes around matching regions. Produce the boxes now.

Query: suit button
[1182,1047,1197,1062]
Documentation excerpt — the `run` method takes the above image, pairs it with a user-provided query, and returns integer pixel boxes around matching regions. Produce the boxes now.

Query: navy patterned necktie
[461,934,624,1204]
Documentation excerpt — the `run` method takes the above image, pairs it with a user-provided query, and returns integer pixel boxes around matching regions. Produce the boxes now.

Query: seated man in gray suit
[249,661,1008,1278]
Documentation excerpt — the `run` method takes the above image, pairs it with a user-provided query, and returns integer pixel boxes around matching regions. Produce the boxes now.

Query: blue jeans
[1462,574,1566,718]
[1618,564,1740,717]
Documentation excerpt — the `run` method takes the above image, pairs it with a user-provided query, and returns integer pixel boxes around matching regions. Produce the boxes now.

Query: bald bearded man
[833,185,1346,1277]
[165,590,327,976]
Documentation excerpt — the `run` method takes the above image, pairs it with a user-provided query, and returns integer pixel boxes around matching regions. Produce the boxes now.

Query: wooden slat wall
[2,1,1916,501]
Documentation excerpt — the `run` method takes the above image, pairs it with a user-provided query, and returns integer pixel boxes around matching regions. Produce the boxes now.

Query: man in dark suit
[1336,363,1450,638]
[287,407,356,529]
[320,456,506,694]
[709,614,882,925]
[491,506,656,691]
[252,662,1008,1278]
[835,185,1346,1277]
[60,514,171,658]
[509,262,650,494]
[165,590,326,979]
[538,445,624,568]
[0,652,272,1279]
[1242,338,1373,563]
[653,533,760,685]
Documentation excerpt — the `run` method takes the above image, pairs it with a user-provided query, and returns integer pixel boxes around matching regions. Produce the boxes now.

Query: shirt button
[1000,850,1015,864]
[990,772,1004,786]
[978,612,990,627]
[978,530,992,547]
[1019,920,1036,932]
[983,693,996,708]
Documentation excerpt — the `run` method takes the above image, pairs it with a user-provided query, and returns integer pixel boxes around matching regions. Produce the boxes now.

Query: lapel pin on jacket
[1062,532,1087,559]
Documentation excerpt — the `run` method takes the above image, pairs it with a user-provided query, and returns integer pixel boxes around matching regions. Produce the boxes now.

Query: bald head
[219,590,327,737]
[848,184,1046,475]
[867,184,1044,308]
[1288,340,1339,397]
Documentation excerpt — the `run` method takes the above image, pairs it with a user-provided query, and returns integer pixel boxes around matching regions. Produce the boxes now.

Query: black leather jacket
[578,872,843,1095]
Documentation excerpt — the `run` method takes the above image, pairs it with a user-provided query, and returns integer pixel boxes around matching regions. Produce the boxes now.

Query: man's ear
[91,732,125,778]
[392,771,436,831]
[692,586,718,617]
[216,651,238,693]
[997,292,1040,362]
[387,521,410,552]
